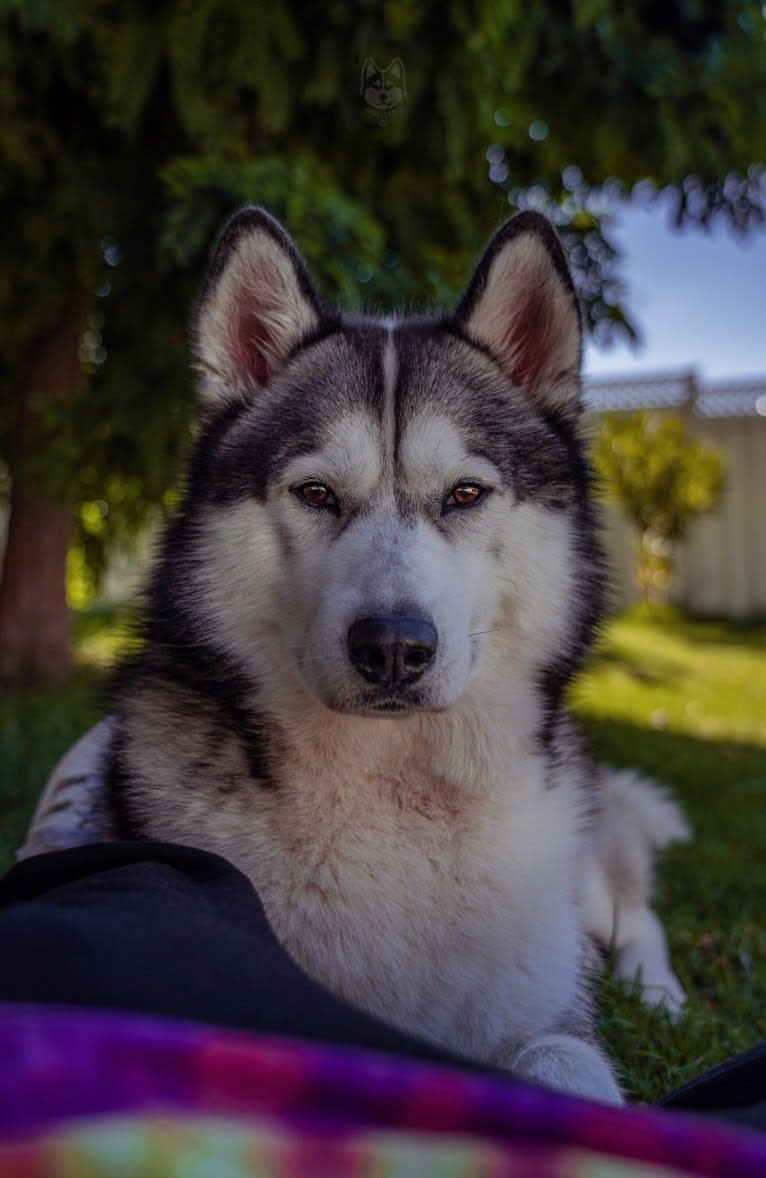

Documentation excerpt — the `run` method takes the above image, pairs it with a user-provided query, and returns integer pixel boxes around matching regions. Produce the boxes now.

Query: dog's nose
[347,614,438,687]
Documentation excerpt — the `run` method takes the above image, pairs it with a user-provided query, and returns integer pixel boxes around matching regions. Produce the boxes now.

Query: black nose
[347,613,438,687]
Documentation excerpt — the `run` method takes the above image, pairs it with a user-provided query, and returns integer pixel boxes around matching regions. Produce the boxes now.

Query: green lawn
[1,605,764,1103]
[570,607,766,1102]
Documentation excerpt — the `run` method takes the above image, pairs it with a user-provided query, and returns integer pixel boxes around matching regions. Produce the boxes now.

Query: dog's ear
[194,207,321,416]
[360,58,379,93]
[387,58,405,91]
[455,212,582,417]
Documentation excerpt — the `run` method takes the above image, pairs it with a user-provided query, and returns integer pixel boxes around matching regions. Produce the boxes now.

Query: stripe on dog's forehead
[382,321,398,473]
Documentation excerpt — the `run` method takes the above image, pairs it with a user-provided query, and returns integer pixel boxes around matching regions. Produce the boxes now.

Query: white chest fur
[202,754,586,1063]
[128,693,590,1064]
[254,774,584,1061]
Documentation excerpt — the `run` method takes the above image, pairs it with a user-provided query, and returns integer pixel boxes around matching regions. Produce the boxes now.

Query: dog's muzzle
[347,613,437,688]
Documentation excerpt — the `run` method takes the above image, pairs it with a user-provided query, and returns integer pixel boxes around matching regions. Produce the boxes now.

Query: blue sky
[584,198,766,383]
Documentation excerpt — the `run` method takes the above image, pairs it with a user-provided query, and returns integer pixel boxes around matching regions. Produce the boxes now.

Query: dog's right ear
[193,207,321,416]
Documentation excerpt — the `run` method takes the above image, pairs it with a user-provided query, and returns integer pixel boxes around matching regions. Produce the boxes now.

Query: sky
[584,197,766,384]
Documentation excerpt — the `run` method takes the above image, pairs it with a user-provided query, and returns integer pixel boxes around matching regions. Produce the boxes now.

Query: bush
[592,412,724,602]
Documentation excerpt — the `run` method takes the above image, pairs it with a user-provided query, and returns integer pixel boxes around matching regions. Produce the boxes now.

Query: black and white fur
[23,209,690,1103]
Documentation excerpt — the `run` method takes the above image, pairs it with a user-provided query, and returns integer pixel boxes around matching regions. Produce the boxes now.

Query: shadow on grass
[584,644,687,687]
[613,603,766,650]
[673,617,766,650]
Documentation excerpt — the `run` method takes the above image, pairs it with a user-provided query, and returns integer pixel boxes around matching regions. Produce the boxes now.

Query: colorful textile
[0,1116,700,1178]
[1,1004,765,1177]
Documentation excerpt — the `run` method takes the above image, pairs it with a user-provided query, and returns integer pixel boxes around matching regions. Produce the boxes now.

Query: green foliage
[160,156,392,306]
[0,0,764,594]
[593,412,725,600]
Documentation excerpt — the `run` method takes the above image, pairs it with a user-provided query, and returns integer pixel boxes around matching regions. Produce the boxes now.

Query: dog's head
[182,209,601,717]
[361,57,406,111]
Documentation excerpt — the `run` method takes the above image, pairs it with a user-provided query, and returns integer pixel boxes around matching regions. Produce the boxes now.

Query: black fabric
[2,841,766,1131]
[659,1042,766,1131]
[0,841,474,1070]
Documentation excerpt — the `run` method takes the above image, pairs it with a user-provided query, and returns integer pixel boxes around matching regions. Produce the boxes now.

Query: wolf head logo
[361,57,406,115]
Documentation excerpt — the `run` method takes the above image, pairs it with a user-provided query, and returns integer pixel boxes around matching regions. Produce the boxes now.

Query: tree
[1,0,764,680]
[592,411,725,602]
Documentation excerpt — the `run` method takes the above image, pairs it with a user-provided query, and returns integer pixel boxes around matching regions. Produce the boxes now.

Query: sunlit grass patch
[73,601,142,668]
[572,605,766,746]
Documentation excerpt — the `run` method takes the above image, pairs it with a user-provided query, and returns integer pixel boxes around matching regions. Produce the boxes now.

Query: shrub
[592,411,725,602]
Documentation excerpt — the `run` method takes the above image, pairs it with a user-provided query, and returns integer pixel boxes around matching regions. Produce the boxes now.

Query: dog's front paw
[510,1034,623,1105]
[610,905,687,1018]
[615,948,687,1019]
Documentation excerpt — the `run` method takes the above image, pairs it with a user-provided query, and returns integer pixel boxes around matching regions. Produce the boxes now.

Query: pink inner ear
[227,300,276,387]
[500,284,554,390]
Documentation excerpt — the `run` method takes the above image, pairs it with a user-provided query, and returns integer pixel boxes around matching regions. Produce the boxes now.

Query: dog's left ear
[194,207,322,417]
[455,212,582,417]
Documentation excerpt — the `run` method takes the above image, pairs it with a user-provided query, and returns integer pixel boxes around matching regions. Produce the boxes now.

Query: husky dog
[360,57,406,113]
[22,209,689,1103]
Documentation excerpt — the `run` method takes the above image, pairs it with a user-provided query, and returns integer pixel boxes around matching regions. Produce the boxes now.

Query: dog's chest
[124,694,587,1060]
[234,757,584,1058]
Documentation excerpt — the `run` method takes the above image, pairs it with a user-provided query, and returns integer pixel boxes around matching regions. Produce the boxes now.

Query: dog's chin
[361,702,419,720]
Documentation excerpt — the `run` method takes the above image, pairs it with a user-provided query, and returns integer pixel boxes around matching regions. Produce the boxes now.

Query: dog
[21,209,690,1103]
[360,57,406,114]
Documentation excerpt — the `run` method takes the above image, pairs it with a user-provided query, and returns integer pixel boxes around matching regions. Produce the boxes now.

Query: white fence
[585,372,766,617]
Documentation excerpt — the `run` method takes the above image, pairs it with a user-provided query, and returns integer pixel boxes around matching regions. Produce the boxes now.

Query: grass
[570,605,766,1103]
[1,603,765,1104]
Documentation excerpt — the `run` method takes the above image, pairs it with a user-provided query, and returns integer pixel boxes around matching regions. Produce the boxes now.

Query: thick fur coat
[25,210,690,1103]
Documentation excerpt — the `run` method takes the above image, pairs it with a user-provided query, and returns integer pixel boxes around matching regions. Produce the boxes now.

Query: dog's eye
[444,482,488,511]
[294,482,339,512]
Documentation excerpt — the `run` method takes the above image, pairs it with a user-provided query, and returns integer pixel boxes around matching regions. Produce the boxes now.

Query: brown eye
[446,482,487,510]
[294,482,339,512]
[300,483,329,504]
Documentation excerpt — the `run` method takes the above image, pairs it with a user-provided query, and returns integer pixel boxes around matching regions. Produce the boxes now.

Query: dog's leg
[581,857,686,1016]
[585,767,689,1015]
[503,1033,623,1104]
[610,903,687,1015]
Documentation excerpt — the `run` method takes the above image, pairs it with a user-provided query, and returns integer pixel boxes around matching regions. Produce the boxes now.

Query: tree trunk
[0,290,90,685]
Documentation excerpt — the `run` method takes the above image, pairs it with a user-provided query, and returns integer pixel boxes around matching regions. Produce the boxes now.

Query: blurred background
[0,0,765,1099]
